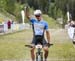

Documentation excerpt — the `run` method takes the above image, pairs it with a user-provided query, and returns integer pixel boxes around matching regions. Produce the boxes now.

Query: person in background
[7,20,12,29]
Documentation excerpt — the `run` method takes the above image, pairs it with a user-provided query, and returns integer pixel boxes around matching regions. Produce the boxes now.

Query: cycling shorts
[31,35,47,46]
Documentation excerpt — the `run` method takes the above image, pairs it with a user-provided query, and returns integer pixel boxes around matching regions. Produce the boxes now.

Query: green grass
[0,30,32,59]
[48,43,75,60]
[0,29,75,61]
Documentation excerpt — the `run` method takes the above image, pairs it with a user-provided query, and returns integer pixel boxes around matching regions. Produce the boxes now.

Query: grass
[0,30,32,59]
[48,29,75,60]
[0,29,75,61]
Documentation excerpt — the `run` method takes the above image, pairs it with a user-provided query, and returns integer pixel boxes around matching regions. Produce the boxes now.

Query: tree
[0,0,6,9]
[26,0,49,14]
[5,0,16,15]
[68,0,75,20]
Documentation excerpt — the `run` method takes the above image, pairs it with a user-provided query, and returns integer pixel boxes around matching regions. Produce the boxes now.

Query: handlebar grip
[25,45,33,48]
[47,43,53,47]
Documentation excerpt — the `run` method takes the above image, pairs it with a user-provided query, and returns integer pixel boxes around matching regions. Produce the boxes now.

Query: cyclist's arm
[45,22,50,43]
[46,30,50,43]
[24,6,35,23]
[24,6,31,20]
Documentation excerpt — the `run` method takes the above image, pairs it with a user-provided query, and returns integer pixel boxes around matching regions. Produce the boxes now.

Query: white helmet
[34,10,42,15]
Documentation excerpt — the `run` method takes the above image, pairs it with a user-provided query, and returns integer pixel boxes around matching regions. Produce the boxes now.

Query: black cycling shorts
[31,35,47,46]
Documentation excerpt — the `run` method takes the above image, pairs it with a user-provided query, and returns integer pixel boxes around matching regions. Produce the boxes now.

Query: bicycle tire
[36,52,43,61]
[40,52,43,61]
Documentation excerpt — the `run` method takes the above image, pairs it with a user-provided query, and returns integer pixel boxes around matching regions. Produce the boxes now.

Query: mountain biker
[68,20,75,44]
[25,7,51,61]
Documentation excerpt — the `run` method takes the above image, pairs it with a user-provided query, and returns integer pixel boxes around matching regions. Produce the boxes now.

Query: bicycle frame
[35,44,43,61]
[25,44,43,61]
[25,43,53,61]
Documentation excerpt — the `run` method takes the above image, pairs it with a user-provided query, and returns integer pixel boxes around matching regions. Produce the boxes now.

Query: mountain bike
[25,43,53,61]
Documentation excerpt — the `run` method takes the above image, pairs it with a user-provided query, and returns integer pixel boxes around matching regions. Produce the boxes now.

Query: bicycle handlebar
[46,43,53,47]
[25,45,33,48]
[25,43,53,48]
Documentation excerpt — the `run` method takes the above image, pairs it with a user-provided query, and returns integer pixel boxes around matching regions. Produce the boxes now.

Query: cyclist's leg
[31,38,36,61]
[43,47,48,61]
[43,39,49,61]
[31,47,35,61]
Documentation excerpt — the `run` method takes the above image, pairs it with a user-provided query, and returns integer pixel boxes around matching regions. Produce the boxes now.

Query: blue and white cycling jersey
[30,18,48,36]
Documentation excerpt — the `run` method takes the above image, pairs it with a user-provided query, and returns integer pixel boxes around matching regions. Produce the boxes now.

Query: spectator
[7,20,12,29]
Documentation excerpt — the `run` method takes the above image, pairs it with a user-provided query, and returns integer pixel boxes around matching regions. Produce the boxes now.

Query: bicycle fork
[36,48,43,61]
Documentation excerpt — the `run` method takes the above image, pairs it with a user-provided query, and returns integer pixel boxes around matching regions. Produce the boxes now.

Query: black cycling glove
[47,43,53,47]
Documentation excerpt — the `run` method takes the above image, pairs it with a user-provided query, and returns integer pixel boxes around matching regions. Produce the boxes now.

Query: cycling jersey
[30,18,48,36]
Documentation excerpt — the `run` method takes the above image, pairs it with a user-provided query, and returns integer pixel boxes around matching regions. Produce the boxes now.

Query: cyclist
[25,7,51,61]
[68,20,75,44]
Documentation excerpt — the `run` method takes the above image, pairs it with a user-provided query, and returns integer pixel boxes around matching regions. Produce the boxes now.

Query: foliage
[14,3,25,22]
[4,0,16,15]
[0,0,75,24]
[48,3,56,18]
[0,0,6,9]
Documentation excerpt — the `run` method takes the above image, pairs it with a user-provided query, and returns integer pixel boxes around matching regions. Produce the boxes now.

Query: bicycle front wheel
[36,52,43,61]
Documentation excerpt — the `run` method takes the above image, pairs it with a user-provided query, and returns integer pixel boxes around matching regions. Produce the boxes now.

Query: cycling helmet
[34,10,42,15]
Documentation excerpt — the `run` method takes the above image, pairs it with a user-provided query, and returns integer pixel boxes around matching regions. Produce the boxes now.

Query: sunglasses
[35,15,40,17]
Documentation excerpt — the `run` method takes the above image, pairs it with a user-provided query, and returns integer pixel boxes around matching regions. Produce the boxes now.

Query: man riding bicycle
[25,7,51,61]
